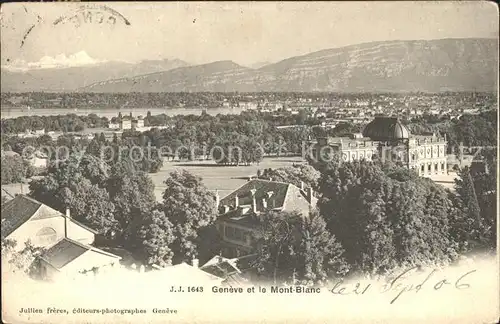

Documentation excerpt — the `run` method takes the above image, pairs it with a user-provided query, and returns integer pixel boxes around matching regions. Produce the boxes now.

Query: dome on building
[362,116,410,141]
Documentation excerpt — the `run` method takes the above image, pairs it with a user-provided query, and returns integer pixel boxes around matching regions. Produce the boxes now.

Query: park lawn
[150,156,306,201]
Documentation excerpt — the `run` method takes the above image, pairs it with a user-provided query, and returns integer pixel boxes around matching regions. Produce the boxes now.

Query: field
[150,156,306,201]
[1,156,458,203]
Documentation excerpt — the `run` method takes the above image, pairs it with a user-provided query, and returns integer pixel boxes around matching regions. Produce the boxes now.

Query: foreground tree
[136,209,176,267]
[160,170,217,263]
[455,163,496,251]
[29,154,116,235]
[253,210,348,285]
[107,159,157,244]
[1,239,45,277]
[317,160,460,275]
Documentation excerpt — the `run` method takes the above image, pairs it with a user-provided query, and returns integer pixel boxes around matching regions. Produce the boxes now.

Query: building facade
[38,238,122,281]
[1,195,97,251]
[311,116,448,177]
[216,179,317,258]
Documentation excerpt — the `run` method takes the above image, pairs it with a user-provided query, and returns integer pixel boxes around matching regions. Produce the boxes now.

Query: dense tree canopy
[253,210,348,285]
[259,164,320,189]
[160,170,218,264]
[316,160,460,275]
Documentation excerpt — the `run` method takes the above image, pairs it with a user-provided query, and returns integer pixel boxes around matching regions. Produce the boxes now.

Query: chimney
[262,198,268,209]
[234,195,239,208]
[64,208,71,238]
[192,258,199,268]
[307,187,314,204]
[215,190,220,209]
[250,189,257,214]
[300,181,305,191]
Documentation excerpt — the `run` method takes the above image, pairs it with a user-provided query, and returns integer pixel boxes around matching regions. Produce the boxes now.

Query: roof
[1,195,42,238]
[41,237,121,270]
[220,179,291,210]
[362,116,410,141]
[151,263,223,283]
[200,256,240,279]
[222,273,248,287]
[234,254,258,271]
[0,195,98,238]
[41,238,89,269]
[218,179,315,226]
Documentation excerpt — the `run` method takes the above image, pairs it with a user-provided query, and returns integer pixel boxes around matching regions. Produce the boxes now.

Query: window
[434,163,438,172]
[35,227,57,245]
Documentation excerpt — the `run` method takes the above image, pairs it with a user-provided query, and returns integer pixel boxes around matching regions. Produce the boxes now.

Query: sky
[1,1,498,69]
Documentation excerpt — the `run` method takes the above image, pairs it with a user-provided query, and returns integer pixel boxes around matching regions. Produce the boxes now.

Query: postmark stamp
[53,4,131,28]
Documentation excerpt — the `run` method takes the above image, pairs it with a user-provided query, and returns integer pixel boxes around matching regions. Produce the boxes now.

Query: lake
[0,106,246,119]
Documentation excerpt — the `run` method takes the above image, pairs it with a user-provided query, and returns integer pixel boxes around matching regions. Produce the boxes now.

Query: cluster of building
[0,115,477,285]
[108,112,170,132]
[108,113,145,131]
[1,195,120,279]
[227,93,493,125]
[1,194,249,285]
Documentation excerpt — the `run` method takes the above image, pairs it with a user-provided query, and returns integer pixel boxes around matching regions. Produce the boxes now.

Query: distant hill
[257,38,498,92]
[249,61,273,69]
[2,38,497,93]
[81,60,266,92]
[1,59,189,92]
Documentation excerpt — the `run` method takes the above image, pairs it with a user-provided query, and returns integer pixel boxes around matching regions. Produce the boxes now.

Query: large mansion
[311,116,448,177]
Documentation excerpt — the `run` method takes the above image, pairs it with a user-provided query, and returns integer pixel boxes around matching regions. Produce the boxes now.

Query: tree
[260,164,320,189]
[59,176,117,234]
[455,163,496,251]
[455,167,481,224]
[252,210,348,285]
[107,159,157,244]
[137,209,175,267]
[1,154,33,184]
[454,167,483,245]
[253,211,298,284]
[317,160,461,275]
[296,210,349,284]
[160,170,217,263]
[29,154,116,235]
[1,239,45,277]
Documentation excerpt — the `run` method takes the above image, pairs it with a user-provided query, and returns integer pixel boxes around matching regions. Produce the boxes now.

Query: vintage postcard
[1,1,499,323]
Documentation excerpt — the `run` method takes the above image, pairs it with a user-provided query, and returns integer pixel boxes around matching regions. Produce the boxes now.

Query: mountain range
[2,38,497,93]
[1,59,189,92]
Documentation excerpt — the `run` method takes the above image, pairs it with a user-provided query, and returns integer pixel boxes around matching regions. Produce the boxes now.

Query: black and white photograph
[1,2,498,323]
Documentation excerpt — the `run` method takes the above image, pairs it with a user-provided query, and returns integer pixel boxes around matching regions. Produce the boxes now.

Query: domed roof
[362,116,410,141]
